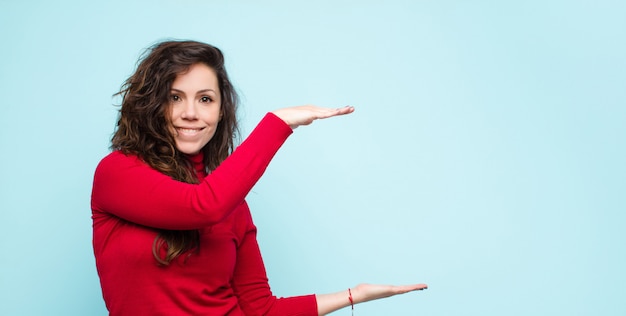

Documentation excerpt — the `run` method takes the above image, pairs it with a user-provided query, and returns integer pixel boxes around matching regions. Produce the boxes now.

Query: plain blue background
[1,1,624,315]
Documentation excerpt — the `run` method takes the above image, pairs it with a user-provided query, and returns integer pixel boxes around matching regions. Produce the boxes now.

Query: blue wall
[1,1,624,315]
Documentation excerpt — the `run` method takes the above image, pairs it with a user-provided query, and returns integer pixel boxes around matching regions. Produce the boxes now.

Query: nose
[180,100,197,120]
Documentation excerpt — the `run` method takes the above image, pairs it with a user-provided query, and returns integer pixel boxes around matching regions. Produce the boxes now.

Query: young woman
[91,40,427,316]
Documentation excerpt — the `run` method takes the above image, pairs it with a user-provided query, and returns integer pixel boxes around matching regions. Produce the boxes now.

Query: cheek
[209,106,222,124]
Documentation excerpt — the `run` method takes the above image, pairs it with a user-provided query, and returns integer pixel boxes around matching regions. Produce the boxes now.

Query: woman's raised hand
[271,105,355,129]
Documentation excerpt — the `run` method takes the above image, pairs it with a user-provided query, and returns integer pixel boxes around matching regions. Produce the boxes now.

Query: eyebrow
[170,88,217,94]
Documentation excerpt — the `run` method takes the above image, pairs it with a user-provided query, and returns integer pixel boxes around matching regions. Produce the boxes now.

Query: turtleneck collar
[187,152,206,180]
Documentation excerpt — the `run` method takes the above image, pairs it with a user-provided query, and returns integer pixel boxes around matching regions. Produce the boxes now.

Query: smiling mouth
[176,127,205,136]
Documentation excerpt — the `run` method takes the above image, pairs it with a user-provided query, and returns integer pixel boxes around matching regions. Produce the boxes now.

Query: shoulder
[231,201,257,236]
[95,151,144,173]
[93,150,156,184]
[98,150,140,166]
[230,201,253,225]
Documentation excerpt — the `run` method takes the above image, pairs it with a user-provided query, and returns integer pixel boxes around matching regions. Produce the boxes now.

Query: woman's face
[169,63,222,155]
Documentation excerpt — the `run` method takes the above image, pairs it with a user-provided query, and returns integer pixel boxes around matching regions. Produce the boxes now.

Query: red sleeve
[232,207,318,316]
[91,113,292,230]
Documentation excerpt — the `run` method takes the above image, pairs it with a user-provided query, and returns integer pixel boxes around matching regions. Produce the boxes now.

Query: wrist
[348,288,354,313]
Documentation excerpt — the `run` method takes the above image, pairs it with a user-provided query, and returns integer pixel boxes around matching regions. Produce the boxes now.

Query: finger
[396,284,428,293]
[316,106,354,119]
[335,105,355,115]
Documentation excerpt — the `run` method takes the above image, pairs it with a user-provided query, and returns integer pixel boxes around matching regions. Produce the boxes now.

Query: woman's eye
[200,96,212,103]
[171,95,181,102]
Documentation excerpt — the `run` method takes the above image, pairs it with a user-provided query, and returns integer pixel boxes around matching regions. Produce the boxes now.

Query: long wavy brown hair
[111,40,239,265]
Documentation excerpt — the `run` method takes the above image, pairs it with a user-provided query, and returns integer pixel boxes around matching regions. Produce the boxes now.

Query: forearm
[92,112,292,229]
[315,290,352,316]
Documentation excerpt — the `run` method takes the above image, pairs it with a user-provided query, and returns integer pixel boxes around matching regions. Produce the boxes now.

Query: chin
[175,139,211,155]
[176,145,203,155]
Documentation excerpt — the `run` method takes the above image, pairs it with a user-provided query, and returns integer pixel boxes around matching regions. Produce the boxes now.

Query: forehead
[172,63,219,90]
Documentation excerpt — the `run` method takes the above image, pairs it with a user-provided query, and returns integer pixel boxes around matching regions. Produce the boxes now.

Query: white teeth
[177,127,203,135]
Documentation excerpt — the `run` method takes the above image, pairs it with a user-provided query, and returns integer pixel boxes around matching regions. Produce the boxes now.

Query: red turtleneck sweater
[91,113,318,316]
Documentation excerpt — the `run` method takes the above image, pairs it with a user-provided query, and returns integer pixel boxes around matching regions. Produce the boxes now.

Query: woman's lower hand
[351,283,428,304]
